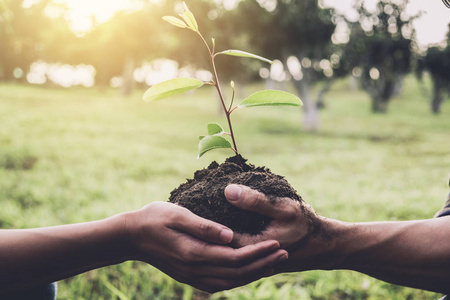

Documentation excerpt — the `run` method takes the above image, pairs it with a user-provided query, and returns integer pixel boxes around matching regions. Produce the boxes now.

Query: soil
[169,155,303,235]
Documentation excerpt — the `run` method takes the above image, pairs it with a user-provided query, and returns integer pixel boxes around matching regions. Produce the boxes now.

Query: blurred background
[2,0,450,117]
[1,0,450,299]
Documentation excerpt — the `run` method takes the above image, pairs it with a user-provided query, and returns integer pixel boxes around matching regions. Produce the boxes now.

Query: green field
[1,77,449,299]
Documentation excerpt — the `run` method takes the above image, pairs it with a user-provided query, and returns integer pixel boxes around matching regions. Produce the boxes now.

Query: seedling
[143,2,302,160]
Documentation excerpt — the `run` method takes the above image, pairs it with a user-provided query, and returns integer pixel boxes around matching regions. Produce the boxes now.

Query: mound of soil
[169,155,303,235]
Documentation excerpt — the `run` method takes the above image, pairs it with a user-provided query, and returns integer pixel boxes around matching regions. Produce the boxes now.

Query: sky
[324,0,450,47]
[28,0,450,87]
[54,0,157,33]
[58,0,450,46]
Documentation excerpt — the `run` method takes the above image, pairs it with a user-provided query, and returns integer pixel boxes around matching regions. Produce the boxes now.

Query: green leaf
[180,2,198,32]
[179,12,197,32]
[207,123,224,135]
[185,10,198,31]
[198,135,231,158]
[162,16,187,28]
[218,50,273,64]
[143,78,204,102]
[238,90,303,108]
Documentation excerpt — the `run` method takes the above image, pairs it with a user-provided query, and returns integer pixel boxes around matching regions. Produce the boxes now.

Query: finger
[196,239,281,266]
[171,206,234,244]
[189,249,288,293]
[195,248,288,279]
[225,184,296,219]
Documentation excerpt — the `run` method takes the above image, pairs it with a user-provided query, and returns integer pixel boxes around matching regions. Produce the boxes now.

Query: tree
[346,0,415,113]
[231,0,340,131]
[416,24,450,114]
[0,0,171,93]
[0,0,59,82]
[78,3,169,95]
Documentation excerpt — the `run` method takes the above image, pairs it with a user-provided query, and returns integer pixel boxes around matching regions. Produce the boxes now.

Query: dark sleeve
[435,175,450,218]
[435,179,450,299]
[435,193,450,218]
[1,283,57,300]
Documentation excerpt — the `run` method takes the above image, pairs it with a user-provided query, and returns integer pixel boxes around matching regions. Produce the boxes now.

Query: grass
[0,76,449,299]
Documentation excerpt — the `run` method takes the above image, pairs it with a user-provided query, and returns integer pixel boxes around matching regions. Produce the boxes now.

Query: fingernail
[219,229,233,243]
[276,252,289,263]
[225,185,242,201]
[268,241,280,251]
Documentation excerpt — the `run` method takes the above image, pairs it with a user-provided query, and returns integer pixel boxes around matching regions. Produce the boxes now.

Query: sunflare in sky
[52,0,450,45]
[55,0,161,33]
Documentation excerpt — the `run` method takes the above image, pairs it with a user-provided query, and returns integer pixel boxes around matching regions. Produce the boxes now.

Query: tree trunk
[349,76,358,90]
[303,97,320,131]
[120,56,136,97]
[316,78,333,109]
[371,97,388,113]
[293,79,320,132]
[366,76,393,113]
[0,62,15,82]
[393,75,404,97]
[431,78,443,114]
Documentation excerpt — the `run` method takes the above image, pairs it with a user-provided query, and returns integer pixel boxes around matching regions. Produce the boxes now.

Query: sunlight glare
[323,0,450,47]
[56,0,162,33]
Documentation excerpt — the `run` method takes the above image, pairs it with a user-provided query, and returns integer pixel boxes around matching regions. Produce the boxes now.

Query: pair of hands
[125,184,322,293]
[126,185,450,295]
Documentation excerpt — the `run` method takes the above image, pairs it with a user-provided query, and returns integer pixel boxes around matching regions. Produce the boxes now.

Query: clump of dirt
[169,155,303,235]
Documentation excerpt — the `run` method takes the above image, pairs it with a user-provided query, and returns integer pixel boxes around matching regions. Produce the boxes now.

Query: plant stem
[211,59,239,156]
[228,84,235,112]
[198,32,239,156]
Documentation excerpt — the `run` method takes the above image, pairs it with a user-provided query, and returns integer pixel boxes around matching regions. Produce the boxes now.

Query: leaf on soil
[198,135,231,158]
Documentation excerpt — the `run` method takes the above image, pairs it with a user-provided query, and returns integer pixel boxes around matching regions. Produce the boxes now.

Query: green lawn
[0,77,449,299]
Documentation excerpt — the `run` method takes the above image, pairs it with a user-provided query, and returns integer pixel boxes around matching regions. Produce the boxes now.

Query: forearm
[0,213,130,294]
[332,217,450,294]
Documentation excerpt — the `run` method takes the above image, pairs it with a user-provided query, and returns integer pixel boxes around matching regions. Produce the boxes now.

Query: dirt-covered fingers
[225,184,300,220]
[170,205,234,244]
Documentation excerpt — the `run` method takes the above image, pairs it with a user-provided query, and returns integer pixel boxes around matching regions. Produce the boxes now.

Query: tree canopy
[0,0,69,81]
[0,0,447,117]
[345,0,415,113]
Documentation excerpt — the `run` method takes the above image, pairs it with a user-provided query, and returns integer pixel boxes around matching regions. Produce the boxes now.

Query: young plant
[143,2,302,160]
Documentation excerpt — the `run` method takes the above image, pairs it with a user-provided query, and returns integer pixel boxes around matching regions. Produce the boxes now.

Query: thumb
[225,185,281,219]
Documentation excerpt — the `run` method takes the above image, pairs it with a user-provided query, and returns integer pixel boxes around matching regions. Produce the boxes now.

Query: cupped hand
[225,185,337,273]
[125,201,288,293]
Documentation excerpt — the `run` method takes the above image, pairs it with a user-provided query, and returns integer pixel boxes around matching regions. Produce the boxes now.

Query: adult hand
[224,184,338,273]
[224,185,450,294]
[126,201,288,293]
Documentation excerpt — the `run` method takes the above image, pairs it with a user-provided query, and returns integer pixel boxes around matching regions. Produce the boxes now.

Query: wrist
[307,217,350,270]
[103,211,138,262]
[280,216,349,272]
[322,219,361,270]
